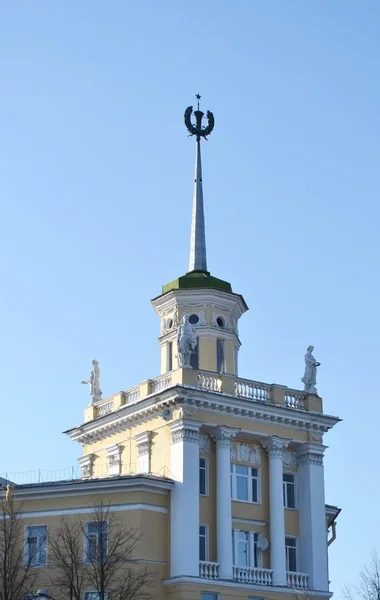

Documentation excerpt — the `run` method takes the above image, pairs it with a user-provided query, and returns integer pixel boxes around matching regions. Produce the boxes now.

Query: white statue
[177,315,197,368]
[301,346,320,395]
[81,359,102,401]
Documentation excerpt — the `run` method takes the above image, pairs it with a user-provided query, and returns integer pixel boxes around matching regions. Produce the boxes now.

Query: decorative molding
[231,441,261,464]
[283,450,298,467]
[199,433,211,453]
[169,419,201,445]
[263,436,289,459]
[77,454,94,479]
[297,443,326,467]
[18,502,168,519]
[213,426,239,449]
[134,431,152,457]
[309,431,324,443]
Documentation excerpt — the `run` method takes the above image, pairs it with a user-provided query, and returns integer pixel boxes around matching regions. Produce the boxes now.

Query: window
[25,525,47,566]
[85,521,108,562]
[231,464,260,503]
[285,537,298,572]
[84,594,108,600]
[216,339,225,373]
[167,341,173,372]
[233,530,260,567]
[199,525,208,561]
[201,594,218,600]
[190,337,199,370]
[283,473,296,509]
[199,457,208,496]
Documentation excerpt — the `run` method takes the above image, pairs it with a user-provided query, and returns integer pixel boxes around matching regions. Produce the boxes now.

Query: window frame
[199,456,209,496]
[201,593,218,600]
[283,471,297,510]
[285,536,298,572]
[189,337,199,370]
[199,524,209,562]
[83,520,109,563]
[25,524,48,567]
[216,338,225,373]
[84,593,108,600]
[231,463,261,504]
[232,529,261,568]
[167,341,173,372]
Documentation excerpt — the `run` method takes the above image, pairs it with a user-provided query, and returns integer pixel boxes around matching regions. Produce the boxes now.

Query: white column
[297,443,329,591]
[169,419,201,578]
[213,426,239,580]
[134,431,152,473]
[264,436,288,586]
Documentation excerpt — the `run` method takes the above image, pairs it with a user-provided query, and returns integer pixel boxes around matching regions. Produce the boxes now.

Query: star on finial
[196,93,201,110]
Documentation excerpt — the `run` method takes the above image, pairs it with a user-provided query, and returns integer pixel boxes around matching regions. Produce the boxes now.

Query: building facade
[2,102,341,600]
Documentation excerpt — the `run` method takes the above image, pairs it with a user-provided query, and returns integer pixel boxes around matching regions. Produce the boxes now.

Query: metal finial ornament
[184,95,215,141]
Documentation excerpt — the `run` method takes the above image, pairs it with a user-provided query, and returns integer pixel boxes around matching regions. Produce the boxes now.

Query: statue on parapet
[81,359,102,402]
[177,315,198,368]
[301,346,320,395]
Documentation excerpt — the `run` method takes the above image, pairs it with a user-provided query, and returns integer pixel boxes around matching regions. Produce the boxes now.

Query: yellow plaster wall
[224,339,235,374]
[164,581,310,600]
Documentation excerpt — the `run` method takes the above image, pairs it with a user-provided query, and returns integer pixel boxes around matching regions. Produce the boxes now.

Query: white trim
[199,456,209,496]
[18,502,168,519]
[199,524,209,562]
[283,470,297,510]
[231,463,261,504]
[232,518,266,527]
[162,576,333,597]
[285,535,299,572]
[24,523,48,567]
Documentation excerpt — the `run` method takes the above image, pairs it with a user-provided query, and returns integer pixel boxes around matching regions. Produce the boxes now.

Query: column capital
[212,426,239,449]
[297,442,327,466]
[263,436,289,459]
[169,419,201,445]
[134,431,153,456]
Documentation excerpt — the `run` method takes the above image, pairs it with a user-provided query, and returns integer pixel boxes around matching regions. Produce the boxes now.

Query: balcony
[88,367,323,422]
[199,562,309,589]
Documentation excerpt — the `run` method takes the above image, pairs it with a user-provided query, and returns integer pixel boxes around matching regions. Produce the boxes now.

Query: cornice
[65,384,340,447]
[151,288,247,320]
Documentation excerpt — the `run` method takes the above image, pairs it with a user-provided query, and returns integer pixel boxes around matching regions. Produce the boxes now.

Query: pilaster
[263,436,288,586]
[213,426,239,579]
[169,419,201,578]
[297,443,329,591]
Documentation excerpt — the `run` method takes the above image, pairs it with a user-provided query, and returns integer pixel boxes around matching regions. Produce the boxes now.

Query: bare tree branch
[48,516,86,600]
[342,551,380,600]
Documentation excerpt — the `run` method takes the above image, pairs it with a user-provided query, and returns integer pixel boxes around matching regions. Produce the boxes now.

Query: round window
[188,314,199,325]
[216,316,225,328]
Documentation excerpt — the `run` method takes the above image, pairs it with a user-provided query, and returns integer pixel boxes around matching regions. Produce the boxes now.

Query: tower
[63,98,341,600]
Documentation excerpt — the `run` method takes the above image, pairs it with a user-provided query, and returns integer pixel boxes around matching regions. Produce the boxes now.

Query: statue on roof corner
[81,359,102,402]
[301,346,320,395]
[177,315,198,368]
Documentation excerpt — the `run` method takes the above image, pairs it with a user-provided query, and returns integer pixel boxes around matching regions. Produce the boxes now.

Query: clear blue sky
[1,1,379,593]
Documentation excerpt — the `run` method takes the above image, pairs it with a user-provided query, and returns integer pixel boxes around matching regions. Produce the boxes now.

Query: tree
[51,501,154,600]
[0,489,37,600]
[343,551,380,600]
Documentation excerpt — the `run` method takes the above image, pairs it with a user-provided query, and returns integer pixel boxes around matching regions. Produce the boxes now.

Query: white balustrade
[285,391,304,409]
[199,561,219,580]
[197,373,221,392]
[125,387,140,404]
[97,401,114,417]
[151,375,172,394]
[287,571,309,589]
[233,566,273,586]
[234,378,270,402]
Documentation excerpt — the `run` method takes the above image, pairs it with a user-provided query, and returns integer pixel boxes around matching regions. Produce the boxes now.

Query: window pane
[237,531,249,566]
[199,526,206,561]
[201,594,217,600]
[286,537,296,548]
[287,483,295,508]
[236,465,248,475]
[199,458,206,495]
[217,339,224,373]
[167,342,173,372]
[251,468,258,477]
[283,473,294,483]
[288,547,297,572]
[251,477,258,503]
[190,338,199,369]
[236,475,248,501]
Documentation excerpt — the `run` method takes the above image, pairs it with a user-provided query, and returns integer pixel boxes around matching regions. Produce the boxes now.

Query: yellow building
[2,102,341,600]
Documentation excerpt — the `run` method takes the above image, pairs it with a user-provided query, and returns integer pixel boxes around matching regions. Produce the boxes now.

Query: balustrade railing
[233,566,273,585]
[151,375,172,394]
[96,400,114,417]
[287,571,309,589]
[199,561,219,579]
[125,387,140,404]
[197,373,222,392]
[234,378,271,403]
[285,390,305,409]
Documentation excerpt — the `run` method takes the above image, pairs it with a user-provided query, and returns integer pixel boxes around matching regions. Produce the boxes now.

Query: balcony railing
[199,561,219,579]
[89,367,322,421]
[233,566,273,585]
[287,571,309,589]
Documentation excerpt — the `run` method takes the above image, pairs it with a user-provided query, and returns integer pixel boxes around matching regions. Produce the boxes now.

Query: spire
[189,139,207,272]
[184,95,215,273]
